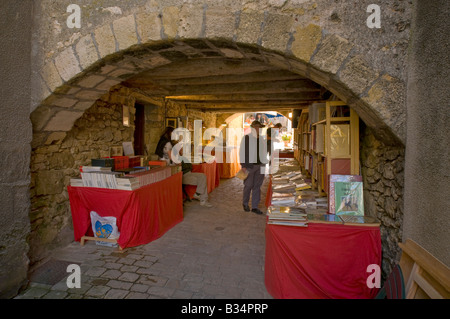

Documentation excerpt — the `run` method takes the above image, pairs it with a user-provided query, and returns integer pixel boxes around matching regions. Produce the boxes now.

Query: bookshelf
[297,101,360,196]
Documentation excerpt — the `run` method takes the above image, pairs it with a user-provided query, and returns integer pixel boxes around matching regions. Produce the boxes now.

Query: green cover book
[333,181,364,216]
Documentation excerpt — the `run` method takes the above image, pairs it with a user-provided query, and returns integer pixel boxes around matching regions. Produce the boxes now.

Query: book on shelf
[315,124,324,153]
[328,175,364,216]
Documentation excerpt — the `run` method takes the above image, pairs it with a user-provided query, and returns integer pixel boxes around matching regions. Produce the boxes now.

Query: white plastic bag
[90,211,120,247]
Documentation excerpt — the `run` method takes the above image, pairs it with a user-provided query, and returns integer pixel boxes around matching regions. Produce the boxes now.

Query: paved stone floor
[15,177,272,299]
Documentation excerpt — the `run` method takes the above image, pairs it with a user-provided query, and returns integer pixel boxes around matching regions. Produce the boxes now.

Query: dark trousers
[243,165,265,209]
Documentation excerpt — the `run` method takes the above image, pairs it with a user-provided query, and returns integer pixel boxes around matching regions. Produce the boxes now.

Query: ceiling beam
[154,79,321,96]
[164,92,321,102]
[143,69,307,86]
[203,106,308,113]
[138,58,280,80]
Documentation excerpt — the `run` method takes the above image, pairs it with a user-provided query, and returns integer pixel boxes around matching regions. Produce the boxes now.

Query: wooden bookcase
[297,101,360,196]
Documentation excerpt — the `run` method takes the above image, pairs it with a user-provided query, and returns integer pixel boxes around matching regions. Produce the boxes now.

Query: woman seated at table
[155,126,175,165]
[172,142,213,208]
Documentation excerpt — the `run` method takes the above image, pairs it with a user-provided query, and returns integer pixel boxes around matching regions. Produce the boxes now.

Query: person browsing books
[239,120,268,215]
[155,126,175,165]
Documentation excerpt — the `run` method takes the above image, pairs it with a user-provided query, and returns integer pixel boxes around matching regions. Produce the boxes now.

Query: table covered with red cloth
[265,222,381,299]
[217,147,241,179]
[68,172,183,249]
[184,161,220,199]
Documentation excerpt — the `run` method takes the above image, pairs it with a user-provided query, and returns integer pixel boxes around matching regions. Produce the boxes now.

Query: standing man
[239,120,267,215]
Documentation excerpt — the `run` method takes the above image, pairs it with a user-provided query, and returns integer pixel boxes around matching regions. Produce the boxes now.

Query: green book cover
[333,181,364,216]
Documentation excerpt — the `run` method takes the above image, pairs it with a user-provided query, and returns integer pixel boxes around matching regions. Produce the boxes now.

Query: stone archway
[25,0,412,292]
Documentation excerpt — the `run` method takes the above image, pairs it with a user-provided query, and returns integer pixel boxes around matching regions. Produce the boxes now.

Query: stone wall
[29,91,136,265]
[360,123,405,279]
[0,0,33,299]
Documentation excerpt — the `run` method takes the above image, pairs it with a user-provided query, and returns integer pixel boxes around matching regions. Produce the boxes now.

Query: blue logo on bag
[95,221,113,238]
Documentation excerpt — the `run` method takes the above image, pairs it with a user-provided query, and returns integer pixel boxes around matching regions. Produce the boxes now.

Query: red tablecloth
[68,172,183,249]
[184,161,220,199]
[265,222,381,299]
[217,147,241,179]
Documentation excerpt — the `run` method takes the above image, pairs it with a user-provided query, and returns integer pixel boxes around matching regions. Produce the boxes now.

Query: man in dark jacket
[239,120,268,215]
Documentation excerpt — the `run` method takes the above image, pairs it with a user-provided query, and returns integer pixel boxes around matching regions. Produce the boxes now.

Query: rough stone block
[44,132,67,145]
[363,74,406,143]
[73,101,94,111]
[94,24,117,58]
[75,34,100,70]
[162,6,180,38]
[77,75,106,88]
[311,34,353,74]
[136,12,162,42]
[54,47,82,82]
[178,4,204,38]
[113,15,139,50]
[35,170,65,195]
[95,79,122,91]
[51,97,78,108]
[205,7,237,39]
[236,10,264,43]
[338,55,380,96]
[31,74,52,112]
[219,48,244,59]
[30,105,56,131]
[261,13,293,52]
[291,24,322,63]
[44,110,84,132]
[75,89,106,101]
[41,62,63,92]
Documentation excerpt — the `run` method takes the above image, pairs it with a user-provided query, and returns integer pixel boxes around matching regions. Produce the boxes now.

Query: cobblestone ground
[15,177,272,299]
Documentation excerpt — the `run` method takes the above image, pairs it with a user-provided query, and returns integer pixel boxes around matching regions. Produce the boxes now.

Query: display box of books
[328,175,364,216]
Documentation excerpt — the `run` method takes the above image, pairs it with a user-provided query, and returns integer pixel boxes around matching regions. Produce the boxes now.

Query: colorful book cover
[328,175,363,215]
[333,181,364,216]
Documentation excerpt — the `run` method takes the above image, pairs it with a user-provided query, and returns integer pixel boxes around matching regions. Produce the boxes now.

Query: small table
[68,172,183,249]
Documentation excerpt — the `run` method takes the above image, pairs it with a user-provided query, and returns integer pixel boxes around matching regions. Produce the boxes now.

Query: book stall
[264,134,382,298]
[68,155,183,250]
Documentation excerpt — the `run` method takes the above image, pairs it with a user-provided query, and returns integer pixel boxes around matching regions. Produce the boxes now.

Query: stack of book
[127,166,172,188]
[267,206,308,227]
[116,176,140,190]
[80,170,123,189]
[307,213,379,226]
[70,177,84,187]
